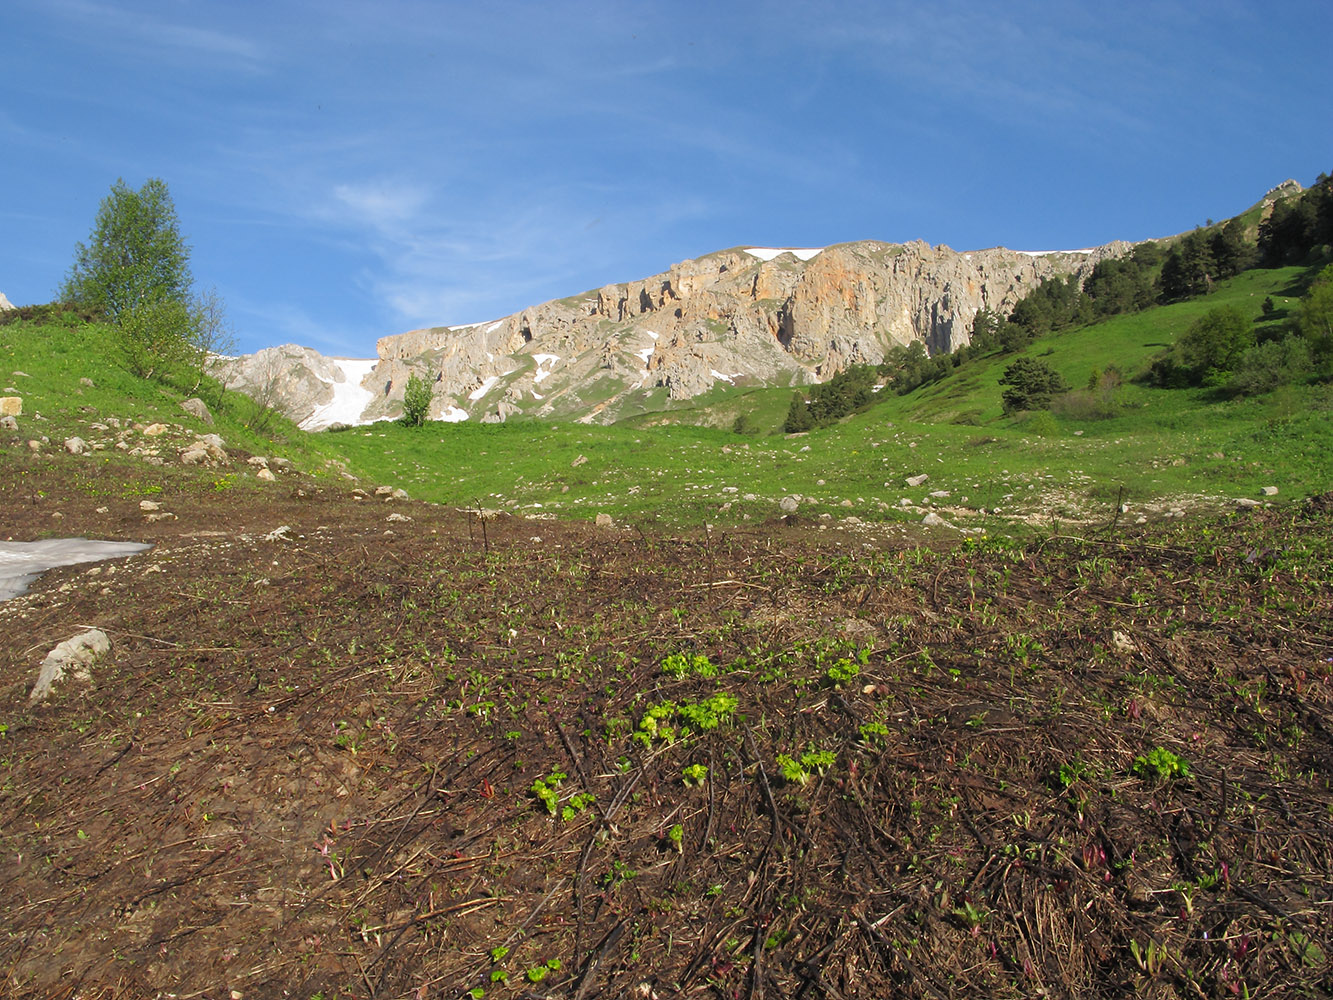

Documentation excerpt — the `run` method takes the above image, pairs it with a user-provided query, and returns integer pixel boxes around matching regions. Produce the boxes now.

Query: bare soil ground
[2,456,1331,1000]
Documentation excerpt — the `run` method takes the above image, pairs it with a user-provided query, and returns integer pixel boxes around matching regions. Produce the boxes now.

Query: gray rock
[0,396,21,417]
[779,495,800,513]
[1234,498,1262,509]
[181,397,214,425]
[595,513,615,528]
[0,414,16,430]
[180,435,228,466]
[906,474,929,487]
[63,436,88,455]
[79,377,95,388]
[30,629,110,703]
[1261,486,1279,496]
[921,512,955,528]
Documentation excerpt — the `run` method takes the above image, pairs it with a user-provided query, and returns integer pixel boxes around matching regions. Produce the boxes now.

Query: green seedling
[1132,747,1191,781]
[682,763,708,786]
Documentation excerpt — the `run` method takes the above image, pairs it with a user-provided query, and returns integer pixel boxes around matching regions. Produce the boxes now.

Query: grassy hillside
[309,264,1331,529]
[0,310,335,493]
[3,263,1329,532]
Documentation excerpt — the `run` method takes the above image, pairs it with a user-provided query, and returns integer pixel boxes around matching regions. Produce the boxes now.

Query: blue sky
[3,1,1330,356]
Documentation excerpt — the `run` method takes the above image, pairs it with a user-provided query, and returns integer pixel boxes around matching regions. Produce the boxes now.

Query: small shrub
[1132,746,1191,781]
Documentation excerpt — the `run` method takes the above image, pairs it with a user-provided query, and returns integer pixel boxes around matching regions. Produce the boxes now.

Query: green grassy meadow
[3,262,1330,530]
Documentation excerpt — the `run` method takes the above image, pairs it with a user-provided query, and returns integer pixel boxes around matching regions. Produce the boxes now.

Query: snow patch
[468,375,501,401]
[533,354,560,384]
[710,370,744,384]
[485,320,505,333]
[531,390,544,400]
[1,539,152,602]
[439,405,469,422]
[1017,249,1095,257]
[743,247,824,262]
[301,358,379,431]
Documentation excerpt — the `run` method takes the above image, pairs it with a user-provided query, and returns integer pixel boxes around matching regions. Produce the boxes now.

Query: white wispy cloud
[25,0,266,69]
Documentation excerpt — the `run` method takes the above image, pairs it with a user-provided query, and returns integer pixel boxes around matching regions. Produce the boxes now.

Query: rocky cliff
[228,238,1131,427]
[209,345,380,431]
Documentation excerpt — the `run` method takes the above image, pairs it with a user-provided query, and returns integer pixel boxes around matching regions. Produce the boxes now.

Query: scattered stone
[391,488,409,501]
[595,513,615,528]
[571,454,588,468]
[929,490,951,498]
[374,485,395,496]
[63,436,88,455]
[269,457,293,472]
[387,512,412,523]
[80,377,95,387]
[264,525,293,542]
[180,397,214,424]
[11,370,30,377]
[921,512,955,528]
[906,474,929,487]
[0,396,21,417]
[0,414,16,431]
[180,434,228,467]
[843,516,862,525]
[1261,486,1279,496]
[144,512,177,522]
[779,496,800,513]
[30,629,110,704]
[256,468,277,482]
[28,439,41,451]
[1111,631,1137,655]
[247,456,270,469]
[898,498,912,507]
[840,499,854,508]
[139,500,161,511]
[143,423,169,437]
[351,488,369,499]
[1235,498,1262,509]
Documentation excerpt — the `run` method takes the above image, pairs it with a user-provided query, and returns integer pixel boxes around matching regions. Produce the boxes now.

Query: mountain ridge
[216,238,1131,428]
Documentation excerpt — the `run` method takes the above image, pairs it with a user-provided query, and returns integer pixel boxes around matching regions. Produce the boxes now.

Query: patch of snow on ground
[636,346,654,365]
[646,331,658,340]
[301,359,379,431]
[743,247,824,262]
[532,390,543,400]
[533,354,560,384]
[439,405,469,422]
[468,375,501,402]
[486,320,505,333]
[1017,249,1095,257]
[710,370,744,384]
[1,539,153,601]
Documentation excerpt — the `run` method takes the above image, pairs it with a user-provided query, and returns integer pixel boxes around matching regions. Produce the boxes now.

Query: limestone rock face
[368,240,1129,424]
[0,291,14,311]
[208,345,356,427]
[219,238,1131,427]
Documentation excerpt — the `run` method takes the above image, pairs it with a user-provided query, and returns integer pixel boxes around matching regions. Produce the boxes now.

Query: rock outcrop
[223,238,1131,427]
[366,240,1128,425]
[209,345,378,430]
[0,291,14,311]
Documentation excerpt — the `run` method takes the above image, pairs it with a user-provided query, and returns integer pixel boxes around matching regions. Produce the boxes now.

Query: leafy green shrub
[1132,747,1191,781]
[999,357,1067,414]
[401,372,433,427]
